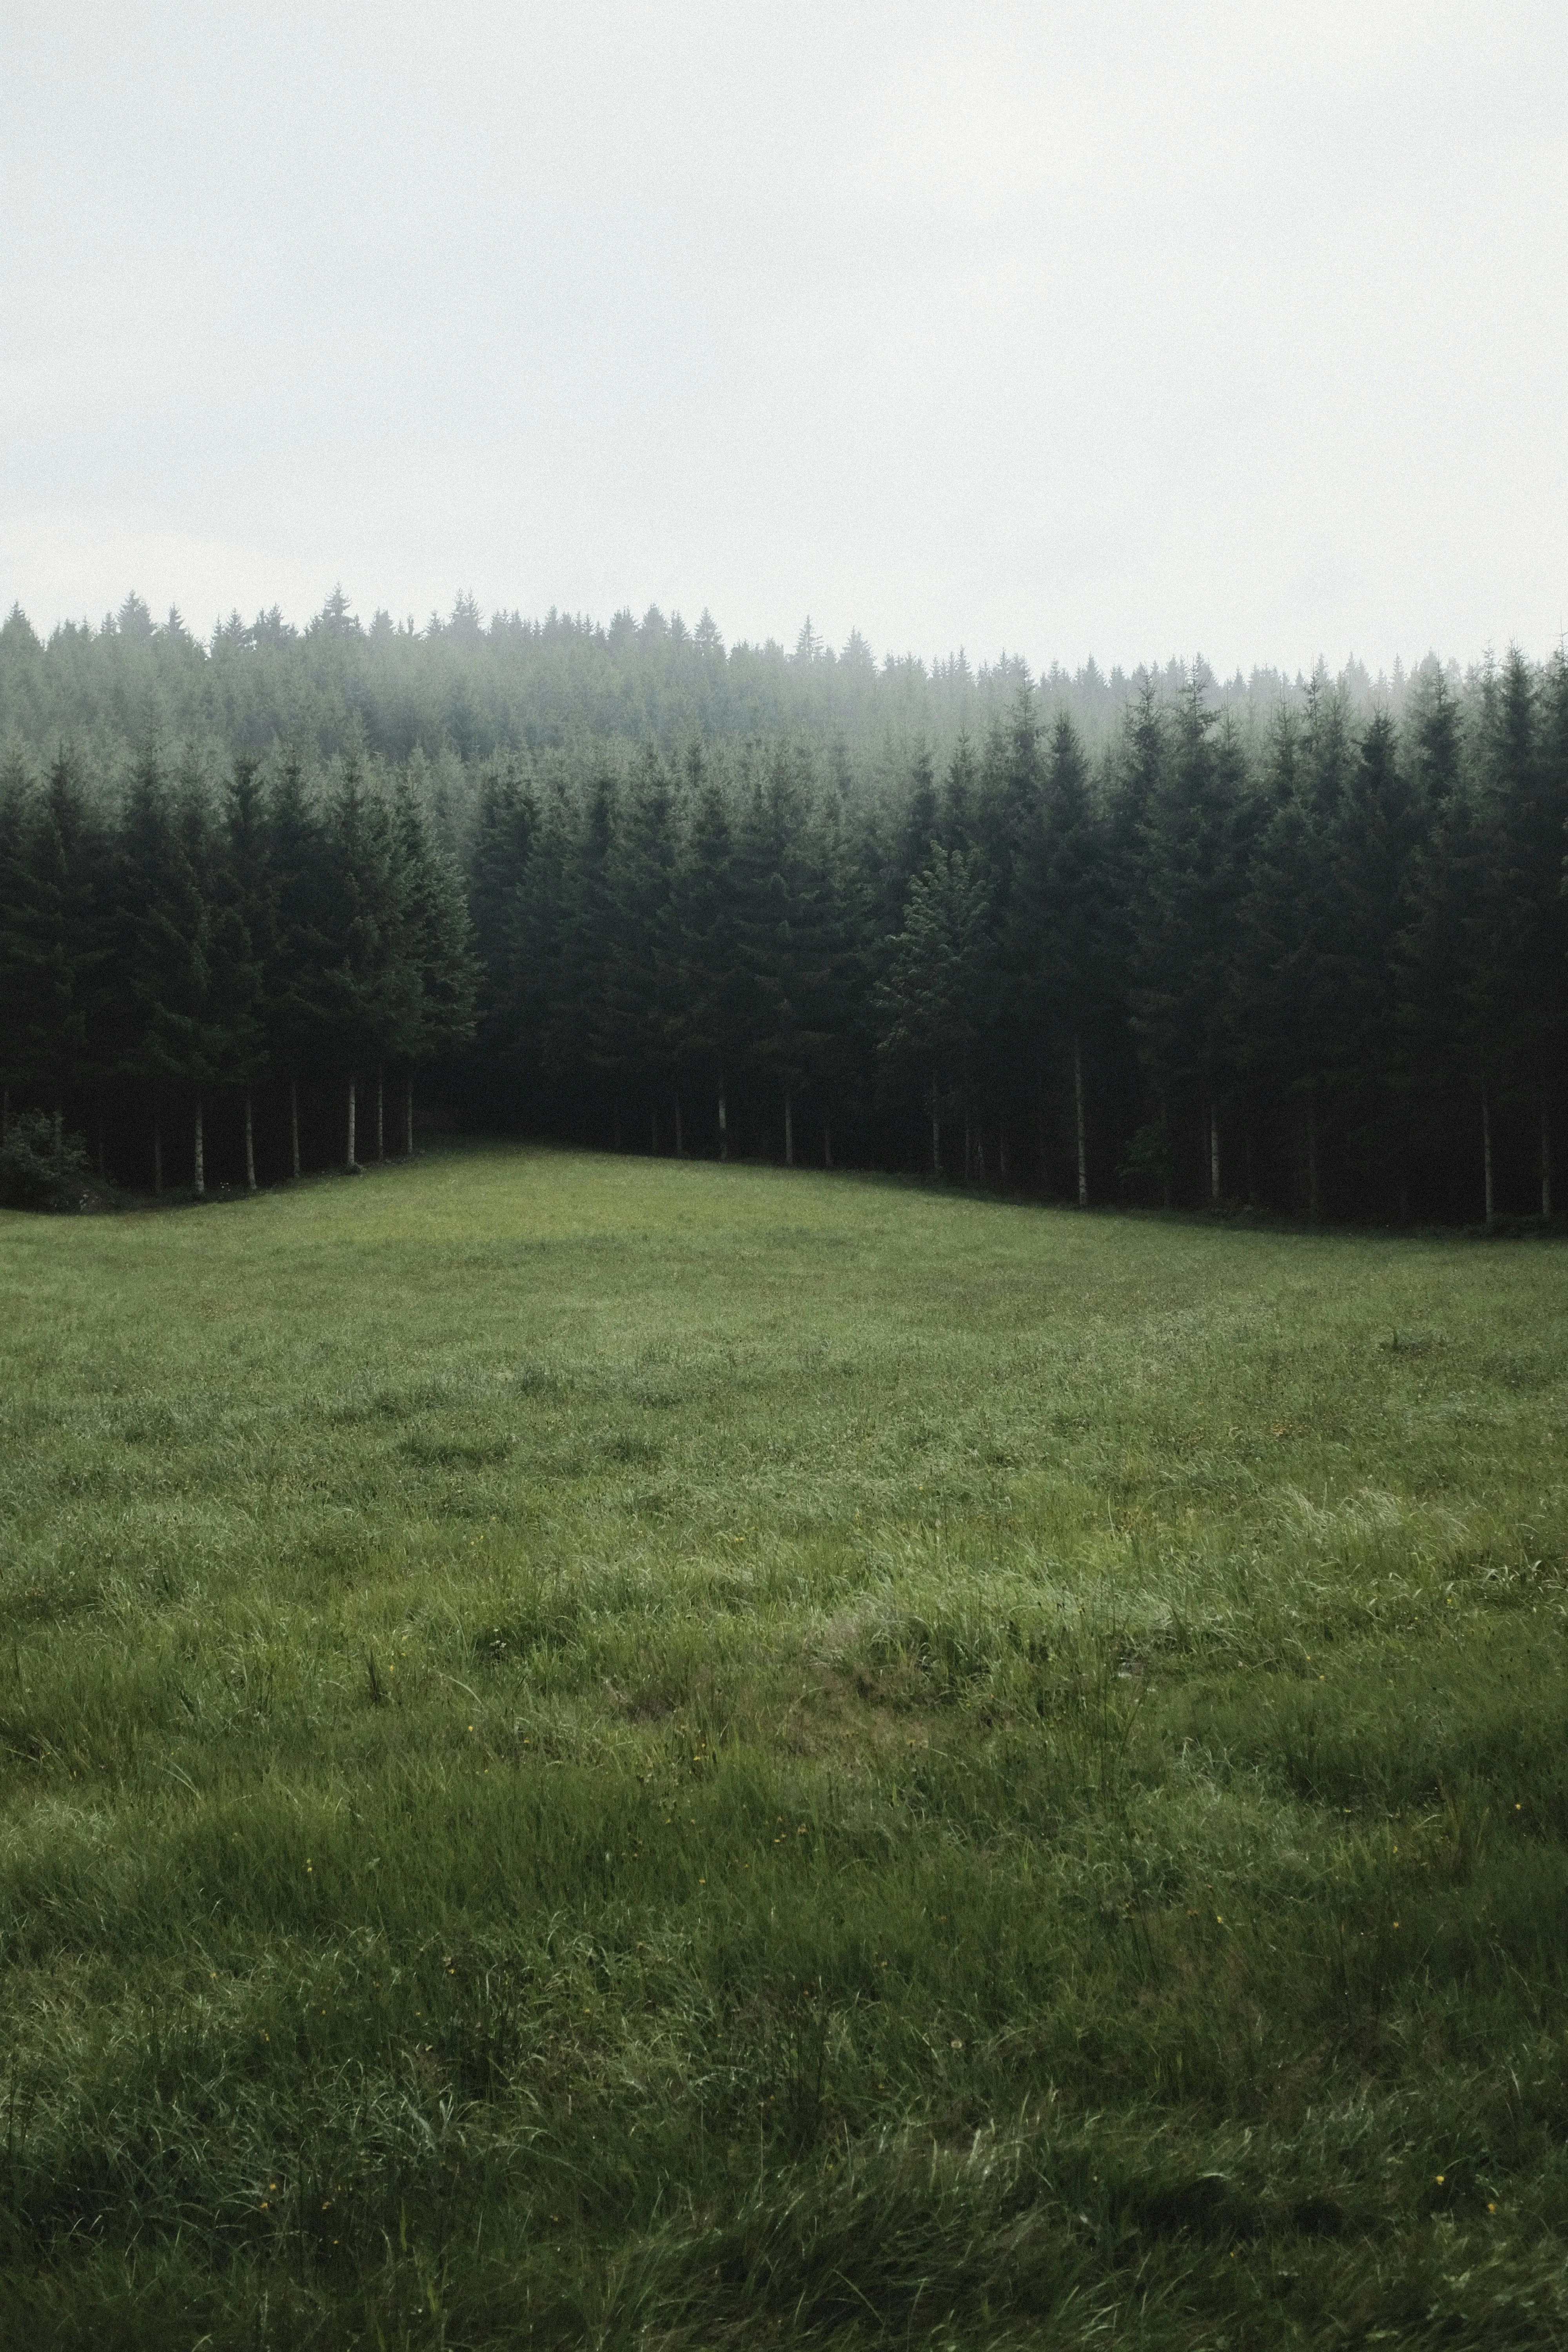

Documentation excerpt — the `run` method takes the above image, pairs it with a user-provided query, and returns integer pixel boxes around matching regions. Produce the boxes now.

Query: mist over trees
[1,590,1564,1225]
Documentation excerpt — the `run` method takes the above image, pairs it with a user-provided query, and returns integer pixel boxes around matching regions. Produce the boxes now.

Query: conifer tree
[1131,679,1248,1205]
[391,773,478,1149]
[1010,713,1113,1202]
[1475,648,1567,1215]
[876,842,994,1178]
[673,755,746,1156]
[4,750,105,1161]
[266,754,328,1178]
[734,747,837,1164]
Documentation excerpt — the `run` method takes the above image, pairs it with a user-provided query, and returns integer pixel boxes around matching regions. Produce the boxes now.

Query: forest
[1,592,1564,1227]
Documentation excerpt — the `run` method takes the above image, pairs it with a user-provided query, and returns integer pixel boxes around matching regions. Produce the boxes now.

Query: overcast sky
[4,1,1565,676]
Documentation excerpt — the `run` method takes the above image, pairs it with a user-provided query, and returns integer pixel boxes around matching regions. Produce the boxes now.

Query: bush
[0,1108,93,1210]
[1117,1120,1173,1203]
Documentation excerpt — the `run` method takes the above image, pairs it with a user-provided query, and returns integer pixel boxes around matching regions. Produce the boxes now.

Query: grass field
[1,1144,1565,2350]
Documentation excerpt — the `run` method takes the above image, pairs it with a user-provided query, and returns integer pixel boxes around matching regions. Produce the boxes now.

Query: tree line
[1,640,1564,1225]
[1,588,1448,773]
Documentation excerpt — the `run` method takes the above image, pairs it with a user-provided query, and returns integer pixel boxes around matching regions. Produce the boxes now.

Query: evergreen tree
[1476,648,1567,1214]
[1131,679,1249,1205]
[733,747,837,1164]
[1010,712,1114,1201]
[391,773,478,1149]
[673,754,746,1156]
[876,842,995,1178]
[3,749,105,1158]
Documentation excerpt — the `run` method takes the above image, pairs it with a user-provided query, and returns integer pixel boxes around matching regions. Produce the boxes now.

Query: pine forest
[3,592,1566,1228]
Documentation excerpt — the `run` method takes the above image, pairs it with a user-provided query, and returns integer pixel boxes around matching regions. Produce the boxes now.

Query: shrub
[0,1107,93,1210]
[1117,1120,1172,1203]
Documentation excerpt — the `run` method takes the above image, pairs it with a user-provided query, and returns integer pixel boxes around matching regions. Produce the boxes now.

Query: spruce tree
[1131,678,1248,1205]
[875,842,994,1177]
[4,750,105,1161]
[673,756,746,1156]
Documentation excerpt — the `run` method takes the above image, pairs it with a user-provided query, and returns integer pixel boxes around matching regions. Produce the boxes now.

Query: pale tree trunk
[346,1076,358,1171]
[1305,1087,1321,1225]
[243,1088,256,1193]
[290,1080,301,1179]
[783,1086,794,1167]
[675,1099,684,1157]
[1541,1103,1552,1220]
[823,1125,833,1169]
[153,1109,163,1196]
[193,1098,205,1198]
[404,1071,414,1156]
[717,1074,728,1162]
[1209,1098,1221,1207]
[375,1065,385,1162]
[1073,1033,1088,1208]
[1481,1078,1494,1230]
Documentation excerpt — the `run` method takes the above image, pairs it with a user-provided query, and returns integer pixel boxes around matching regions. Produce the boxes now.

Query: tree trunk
[244,1087,257,1193]
[193,1097,205,1198]
[1481,1078,1494,1230]
[1305,1087,1321,1225]
[783,1085,794,1167]
[290,1079,301,1180]
[675,1099,684,1157]
[1073,1033,1088,1208]
[346,1076,358,1172]
[153,1109,163,1197]
[376,1064,385,1162]
[1209,1098,1221,1207]
[404,1070,414,1156]
[717,1074,728,1162]
[1541,1103,1552,1220]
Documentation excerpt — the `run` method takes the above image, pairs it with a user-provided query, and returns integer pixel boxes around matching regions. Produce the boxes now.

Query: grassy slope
[0,1144,1564,2349]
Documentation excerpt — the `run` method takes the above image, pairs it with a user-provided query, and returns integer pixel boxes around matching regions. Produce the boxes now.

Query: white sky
[4,1,1565,676]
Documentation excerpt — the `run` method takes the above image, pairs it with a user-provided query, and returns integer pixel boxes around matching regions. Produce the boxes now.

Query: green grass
[1,1143,1565,2349]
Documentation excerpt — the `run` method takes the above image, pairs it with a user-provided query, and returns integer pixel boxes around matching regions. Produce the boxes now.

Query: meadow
[0,1144,1564,2350]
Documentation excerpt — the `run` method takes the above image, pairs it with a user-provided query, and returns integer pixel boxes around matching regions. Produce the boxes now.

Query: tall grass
[1,1145,1564,2346]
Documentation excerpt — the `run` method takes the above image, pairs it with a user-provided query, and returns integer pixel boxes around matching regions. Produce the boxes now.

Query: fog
[4,0,1564,673]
